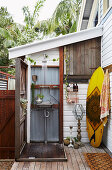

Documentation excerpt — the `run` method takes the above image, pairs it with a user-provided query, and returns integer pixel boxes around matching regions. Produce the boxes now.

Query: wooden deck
[11,143,108,170]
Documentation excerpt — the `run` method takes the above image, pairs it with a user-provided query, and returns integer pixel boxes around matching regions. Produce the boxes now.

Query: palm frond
[33,0,46,19]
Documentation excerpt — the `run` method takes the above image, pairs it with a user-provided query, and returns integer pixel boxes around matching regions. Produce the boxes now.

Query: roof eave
[9,26,103,59]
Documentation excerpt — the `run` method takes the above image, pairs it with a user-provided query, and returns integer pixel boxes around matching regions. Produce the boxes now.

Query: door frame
[15,58,28,159]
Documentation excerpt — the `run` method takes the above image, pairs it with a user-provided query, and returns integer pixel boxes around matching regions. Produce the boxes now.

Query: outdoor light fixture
[73,104,85,146]
[42,54,47,69]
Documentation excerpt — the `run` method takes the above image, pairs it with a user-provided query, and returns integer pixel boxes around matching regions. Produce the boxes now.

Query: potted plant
[20,98,28,115]
[36,94,44,104]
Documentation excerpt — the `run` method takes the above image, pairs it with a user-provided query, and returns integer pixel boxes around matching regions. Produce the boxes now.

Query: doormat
[84,153,112,170]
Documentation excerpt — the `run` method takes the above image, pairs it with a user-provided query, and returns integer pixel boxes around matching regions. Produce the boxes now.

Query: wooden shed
[9,26,103,161]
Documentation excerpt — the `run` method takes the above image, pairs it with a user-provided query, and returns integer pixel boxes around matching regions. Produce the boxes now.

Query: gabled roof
[9,26,103,59]
[77,0,94,31]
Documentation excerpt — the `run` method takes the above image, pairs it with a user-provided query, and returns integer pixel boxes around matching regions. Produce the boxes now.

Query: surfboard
[86,67,106,147]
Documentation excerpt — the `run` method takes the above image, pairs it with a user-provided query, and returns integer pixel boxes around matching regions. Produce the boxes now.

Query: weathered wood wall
[0,90,15,159]
[64,37,101,79]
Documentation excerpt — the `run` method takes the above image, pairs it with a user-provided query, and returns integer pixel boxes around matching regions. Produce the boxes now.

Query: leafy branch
[64,47,70,99]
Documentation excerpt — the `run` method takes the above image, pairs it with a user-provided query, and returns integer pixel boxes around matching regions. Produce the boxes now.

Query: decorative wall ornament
[73,104,85,147]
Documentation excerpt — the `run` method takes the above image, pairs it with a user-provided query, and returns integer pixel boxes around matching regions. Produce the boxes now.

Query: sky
[0,0,61,25]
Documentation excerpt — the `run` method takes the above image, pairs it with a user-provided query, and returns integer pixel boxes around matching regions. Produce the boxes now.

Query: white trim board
[9,26,103,59]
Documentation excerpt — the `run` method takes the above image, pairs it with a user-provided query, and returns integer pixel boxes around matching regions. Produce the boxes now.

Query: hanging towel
[100,69,110,120]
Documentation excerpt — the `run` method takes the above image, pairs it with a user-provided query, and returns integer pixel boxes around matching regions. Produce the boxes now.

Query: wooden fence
[0,90,15,159]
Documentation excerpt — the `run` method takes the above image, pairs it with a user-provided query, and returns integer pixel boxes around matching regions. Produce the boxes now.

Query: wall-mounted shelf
[31,65,59,68]
[67,91,78,93]
[31,84,60,89]
[31,104,59,109]
[20,91,26,95]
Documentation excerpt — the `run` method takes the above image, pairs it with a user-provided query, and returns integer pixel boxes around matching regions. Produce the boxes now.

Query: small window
[103,0,110,14]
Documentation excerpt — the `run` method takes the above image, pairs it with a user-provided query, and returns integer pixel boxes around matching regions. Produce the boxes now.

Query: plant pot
[36,98,43,104]
[32,75,37,82]
[74,142,79,149]
[64,139,70,146]
[20,103,27,110]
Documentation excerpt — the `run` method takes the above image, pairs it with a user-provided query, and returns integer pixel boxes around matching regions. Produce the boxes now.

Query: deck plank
[58,162,64,170]
[65,147,74,170]
[87,143,97,153]
[63,161,68,170]
[40,162,46,170]
[46,162,52,170]
[69,147,79,170]
[29,162,35,170]
[85,143,92,153]
[73,148,86,170]
[11,162,19,170]
[23,162,30,170]
[78,146,90,170]
[10,144,109,170]
[16,162,24,170]
[35,162,41,170]
[52,162,58,170]
[80,145,90,170]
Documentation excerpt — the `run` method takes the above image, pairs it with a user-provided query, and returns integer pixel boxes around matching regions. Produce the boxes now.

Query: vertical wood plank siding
[0,90,15,159]
[59,47,64,143]
[15,58,21,159]
[64,38,101,76]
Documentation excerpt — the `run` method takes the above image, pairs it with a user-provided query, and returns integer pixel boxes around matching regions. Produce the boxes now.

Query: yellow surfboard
[86,67,106,147]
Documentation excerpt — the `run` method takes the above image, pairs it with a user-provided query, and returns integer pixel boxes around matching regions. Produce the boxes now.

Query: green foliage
[0,0,81,74]
[35,0,82,38]
[17,0,46,45]
[66,137,70,140]
[64,48,70,99]
[23,0,46,29]
[0,7,16,73]
[0,1,46,73]
[53,58,59,62]
[74,137,78,142]
[27,57,36,65]
[37,94,44,99]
